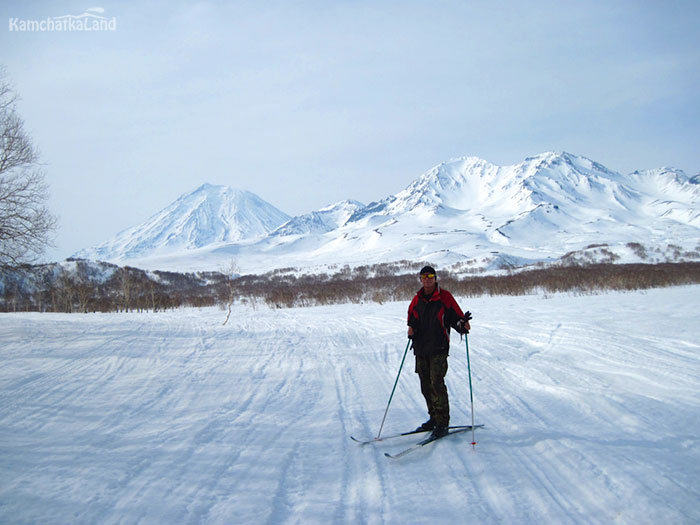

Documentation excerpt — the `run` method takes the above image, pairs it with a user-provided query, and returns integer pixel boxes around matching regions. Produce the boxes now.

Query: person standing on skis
[407,265,471,438]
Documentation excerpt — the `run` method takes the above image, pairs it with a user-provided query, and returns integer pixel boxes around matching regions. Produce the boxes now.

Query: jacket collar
[418,284,441,300]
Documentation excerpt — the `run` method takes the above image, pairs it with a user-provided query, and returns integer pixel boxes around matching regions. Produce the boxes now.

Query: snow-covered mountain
[75,153,700,273]
[270,200,365,237]
[75,184,290,261]
[347,153,699,236]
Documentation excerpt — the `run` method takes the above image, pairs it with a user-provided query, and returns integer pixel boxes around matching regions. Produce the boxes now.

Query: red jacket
[407,285,465,356]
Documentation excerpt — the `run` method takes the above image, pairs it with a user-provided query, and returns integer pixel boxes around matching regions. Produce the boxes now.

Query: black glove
[455,311,472,334]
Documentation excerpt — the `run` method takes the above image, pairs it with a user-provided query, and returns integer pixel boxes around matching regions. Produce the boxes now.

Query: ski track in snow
[1,287,699,524]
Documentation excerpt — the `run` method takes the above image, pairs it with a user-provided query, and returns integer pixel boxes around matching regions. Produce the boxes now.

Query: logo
[9,7,117,32]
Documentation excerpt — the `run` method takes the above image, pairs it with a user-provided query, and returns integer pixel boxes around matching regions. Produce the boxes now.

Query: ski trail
[1,287,699,523]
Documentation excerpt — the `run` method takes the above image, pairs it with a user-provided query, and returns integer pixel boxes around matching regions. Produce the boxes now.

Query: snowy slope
[270,199,365,236]
[343,152,699,248]
[75,184,290,261]
[75,153,700,273]
[1,286,699,523]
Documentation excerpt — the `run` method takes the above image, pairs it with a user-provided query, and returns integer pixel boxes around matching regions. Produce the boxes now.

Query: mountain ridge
[74,152,700,273]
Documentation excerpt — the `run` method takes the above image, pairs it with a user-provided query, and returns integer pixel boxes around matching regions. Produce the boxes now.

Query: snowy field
[1,286,699,524]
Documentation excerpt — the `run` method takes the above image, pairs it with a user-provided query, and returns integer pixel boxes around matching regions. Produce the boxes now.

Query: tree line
[2,259,699,313]
[2,66,699,314]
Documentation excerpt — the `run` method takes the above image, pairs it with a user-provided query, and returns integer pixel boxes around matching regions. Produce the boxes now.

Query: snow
[73,152,700,274]
[74,184,291,261]
[1,286,699,523]
[270,200,366,237]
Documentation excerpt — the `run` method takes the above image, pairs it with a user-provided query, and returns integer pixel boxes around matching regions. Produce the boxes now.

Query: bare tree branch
[0,67,56,266]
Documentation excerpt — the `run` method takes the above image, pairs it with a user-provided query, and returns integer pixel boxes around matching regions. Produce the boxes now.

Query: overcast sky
[1,0,698,261]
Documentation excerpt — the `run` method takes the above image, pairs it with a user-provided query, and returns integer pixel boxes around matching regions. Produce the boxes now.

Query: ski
[351,425,476,445]
[384,424,484,459]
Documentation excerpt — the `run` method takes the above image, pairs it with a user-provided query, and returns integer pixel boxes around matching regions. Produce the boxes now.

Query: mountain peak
[193,182,218,191]
[187,183,253,201]
[74,152,700,272]
[523,151,617,175]
[74,184,290,261]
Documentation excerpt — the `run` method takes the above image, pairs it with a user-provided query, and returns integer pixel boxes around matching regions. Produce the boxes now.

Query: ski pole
[465,332,476,446]
[376,339,411,439]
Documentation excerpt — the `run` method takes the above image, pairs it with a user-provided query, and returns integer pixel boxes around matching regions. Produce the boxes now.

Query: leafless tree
[74,263,94,313]
[56,271,75,312]
[221,259,239,325]
[117,267,132,312]
[148,280,158,312]
[0,68,57,267]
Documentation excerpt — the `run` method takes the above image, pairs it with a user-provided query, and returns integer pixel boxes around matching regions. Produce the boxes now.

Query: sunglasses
[420,273,436,279]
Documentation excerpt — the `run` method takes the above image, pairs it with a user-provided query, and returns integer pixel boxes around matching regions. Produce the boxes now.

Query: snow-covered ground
[1,286,698,524]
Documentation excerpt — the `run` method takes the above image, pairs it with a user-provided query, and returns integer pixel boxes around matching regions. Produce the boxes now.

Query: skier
[407,265,471,438]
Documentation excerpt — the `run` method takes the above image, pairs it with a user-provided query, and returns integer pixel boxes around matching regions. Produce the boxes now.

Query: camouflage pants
[415,353,449,427]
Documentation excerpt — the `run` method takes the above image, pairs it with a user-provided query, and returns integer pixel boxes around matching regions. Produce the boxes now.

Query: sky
[1,0,698,261]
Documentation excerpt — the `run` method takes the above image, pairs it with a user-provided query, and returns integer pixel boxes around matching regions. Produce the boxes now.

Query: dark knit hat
[419,265,436,276]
